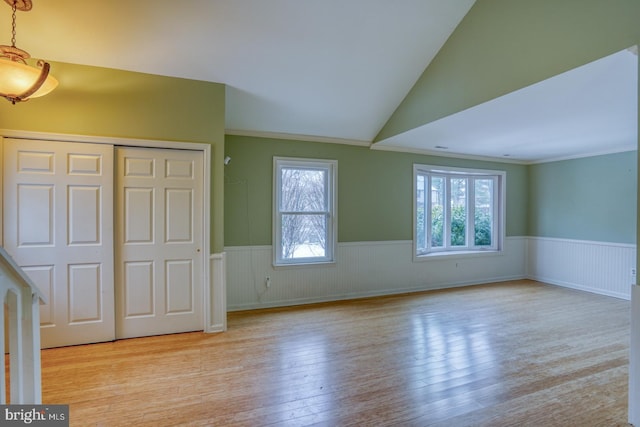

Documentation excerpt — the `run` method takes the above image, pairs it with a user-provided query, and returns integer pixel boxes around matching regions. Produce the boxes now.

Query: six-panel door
[114,147,204,339]
[3,139,115,348]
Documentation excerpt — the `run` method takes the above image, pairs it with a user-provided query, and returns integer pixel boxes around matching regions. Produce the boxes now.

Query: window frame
[413,164,506,260]
[273,157,337,266]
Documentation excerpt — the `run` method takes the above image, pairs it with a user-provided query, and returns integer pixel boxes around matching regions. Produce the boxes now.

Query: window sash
[415,166,501,256]
[274,157,336,265]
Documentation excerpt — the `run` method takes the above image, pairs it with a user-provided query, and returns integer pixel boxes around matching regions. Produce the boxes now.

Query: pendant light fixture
[0,0,57,104]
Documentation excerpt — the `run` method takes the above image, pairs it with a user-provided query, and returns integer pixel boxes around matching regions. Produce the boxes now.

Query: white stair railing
[0,246,45,404]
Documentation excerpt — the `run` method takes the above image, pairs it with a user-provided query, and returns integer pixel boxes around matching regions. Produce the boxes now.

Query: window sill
[414,249,503,262]
[273,260,337,269]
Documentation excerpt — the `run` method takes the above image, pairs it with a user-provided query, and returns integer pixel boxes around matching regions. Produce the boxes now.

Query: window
[414,164,505,257]
[274,157,337,265]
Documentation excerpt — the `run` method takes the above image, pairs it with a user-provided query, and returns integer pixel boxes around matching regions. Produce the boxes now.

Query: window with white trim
[274,157,337,265]
[414,164,505,257]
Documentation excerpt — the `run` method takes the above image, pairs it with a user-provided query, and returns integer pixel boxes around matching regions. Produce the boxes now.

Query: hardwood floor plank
[35,280,631,426]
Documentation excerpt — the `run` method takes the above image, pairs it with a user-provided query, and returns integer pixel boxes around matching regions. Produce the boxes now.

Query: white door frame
[0,129,216,334]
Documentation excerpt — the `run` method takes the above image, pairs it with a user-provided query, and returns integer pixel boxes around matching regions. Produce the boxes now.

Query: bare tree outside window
[280,168,327,259]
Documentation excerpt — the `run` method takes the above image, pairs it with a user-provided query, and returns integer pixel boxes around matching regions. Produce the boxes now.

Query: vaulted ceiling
[6,0,637,162]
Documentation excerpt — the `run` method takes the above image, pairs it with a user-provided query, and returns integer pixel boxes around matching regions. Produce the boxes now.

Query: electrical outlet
[265,276,271,288]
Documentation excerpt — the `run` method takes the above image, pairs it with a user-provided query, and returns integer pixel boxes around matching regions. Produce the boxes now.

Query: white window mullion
[468,178,475,249]
[424,174,431,252]
[492,175,499,250]
[444,176,451,250]
[414,170,431,255]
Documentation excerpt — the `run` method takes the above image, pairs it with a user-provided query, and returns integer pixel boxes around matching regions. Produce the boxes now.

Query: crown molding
[225,129,371,147]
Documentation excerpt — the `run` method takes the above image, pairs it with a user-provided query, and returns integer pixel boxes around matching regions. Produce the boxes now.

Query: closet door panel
[4,138,115,348]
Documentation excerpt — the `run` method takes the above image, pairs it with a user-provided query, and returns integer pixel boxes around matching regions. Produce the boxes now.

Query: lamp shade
[0,57,58,99]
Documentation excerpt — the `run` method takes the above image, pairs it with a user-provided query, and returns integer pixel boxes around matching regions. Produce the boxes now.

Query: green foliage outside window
[473,208,492,246]
[416,205,492,250]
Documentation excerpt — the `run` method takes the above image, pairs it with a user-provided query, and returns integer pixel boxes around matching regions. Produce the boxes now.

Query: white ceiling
[376,49,638,163]
[6,1,638,162]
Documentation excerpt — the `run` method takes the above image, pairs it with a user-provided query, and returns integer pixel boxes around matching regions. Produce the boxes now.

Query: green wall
[224,134,528,246]
[529,151,637,244]
[225,135,637,247]
[376,0,640,142]
[0,61,226,253]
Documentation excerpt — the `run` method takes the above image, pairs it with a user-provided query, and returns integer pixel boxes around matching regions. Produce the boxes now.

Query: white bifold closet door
[3,138,115,349]
[3,140,205,348]
[114,146,203,339]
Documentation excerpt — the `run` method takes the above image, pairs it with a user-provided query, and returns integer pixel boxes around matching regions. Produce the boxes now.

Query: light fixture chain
[10,0,16,47]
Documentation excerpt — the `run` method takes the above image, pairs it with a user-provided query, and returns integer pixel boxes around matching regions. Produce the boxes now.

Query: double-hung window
[414,164,505,257]
[274,157,337,266]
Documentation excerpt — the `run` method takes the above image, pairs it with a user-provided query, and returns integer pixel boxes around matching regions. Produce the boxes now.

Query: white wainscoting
[225,237,527,311]
[630,284,640,425]
[224,236,637,310]
[207,252,227,332]
[526,237,636,300]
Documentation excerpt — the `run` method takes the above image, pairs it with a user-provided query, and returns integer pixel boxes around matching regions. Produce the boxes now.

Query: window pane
[416,175,426,251]
[280,168,326,212]
[450,178,466,246]
[281,214,327,259]
[430,176,444,248]
[475,179,493,246]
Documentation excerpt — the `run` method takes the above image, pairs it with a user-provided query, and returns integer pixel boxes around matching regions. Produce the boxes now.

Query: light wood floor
[39,280,630,426]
